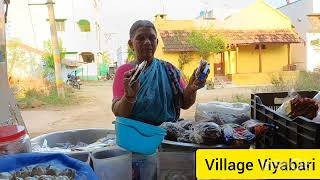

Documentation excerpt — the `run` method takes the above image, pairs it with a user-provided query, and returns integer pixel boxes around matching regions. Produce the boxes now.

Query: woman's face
[129,27,158,63]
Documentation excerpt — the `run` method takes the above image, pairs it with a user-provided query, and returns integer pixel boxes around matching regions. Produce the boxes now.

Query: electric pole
[0,0,10,123]
[29,0,65,97]
[47,0,65,98]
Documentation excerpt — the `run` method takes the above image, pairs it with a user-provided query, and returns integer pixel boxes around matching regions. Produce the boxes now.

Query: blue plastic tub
[113,117,167,155]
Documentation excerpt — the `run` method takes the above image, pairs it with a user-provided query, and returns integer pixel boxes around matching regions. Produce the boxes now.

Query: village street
[21,80,252,138]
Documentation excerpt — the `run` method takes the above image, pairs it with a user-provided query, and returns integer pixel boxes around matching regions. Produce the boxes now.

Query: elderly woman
[112,20,208,126]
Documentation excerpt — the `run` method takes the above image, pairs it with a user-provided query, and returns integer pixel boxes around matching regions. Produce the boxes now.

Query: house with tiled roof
[154,0,304,85]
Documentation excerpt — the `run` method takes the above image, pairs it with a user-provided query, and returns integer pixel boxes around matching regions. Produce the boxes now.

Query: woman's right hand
[123,68,140,100]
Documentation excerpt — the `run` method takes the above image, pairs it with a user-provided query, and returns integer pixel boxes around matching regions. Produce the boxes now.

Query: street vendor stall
[3,1,320,180]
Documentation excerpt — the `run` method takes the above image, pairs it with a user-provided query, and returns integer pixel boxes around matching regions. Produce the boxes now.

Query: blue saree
[131,58,184,125]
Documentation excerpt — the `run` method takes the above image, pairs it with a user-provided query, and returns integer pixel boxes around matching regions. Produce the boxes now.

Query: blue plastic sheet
[0,153,97,180]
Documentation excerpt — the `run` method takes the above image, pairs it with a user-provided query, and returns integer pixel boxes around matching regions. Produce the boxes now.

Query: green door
[99,64,109,76]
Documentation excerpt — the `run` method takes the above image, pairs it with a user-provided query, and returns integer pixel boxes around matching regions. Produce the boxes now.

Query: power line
[27,0,38,48]
[72,0,76,31]
[159,0,167,14]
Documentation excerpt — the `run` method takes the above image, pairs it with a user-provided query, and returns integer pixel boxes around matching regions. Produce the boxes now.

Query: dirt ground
[21,81,253,138]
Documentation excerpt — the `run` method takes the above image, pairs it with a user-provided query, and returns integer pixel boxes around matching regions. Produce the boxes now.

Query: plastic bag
[189,122,222,145]
[176,120,195,130]
[276,99,292,117]
[312,92,320,122]
[189,131,204,144]
[221,124,255,145]
[276,91,319,119]
[242,119,276,137]
[160,122,185,141]
[32,136,116,153]
[313,92,320,101]
[177,130,192,143]
[275,90,298,116]
[195,101,250,125]
[313,112,320,122]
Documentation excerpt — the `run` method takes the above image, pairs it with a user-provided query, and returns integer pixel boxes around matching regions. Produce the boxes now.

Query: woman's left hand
[182,63,209,109]
[187,68,209,92]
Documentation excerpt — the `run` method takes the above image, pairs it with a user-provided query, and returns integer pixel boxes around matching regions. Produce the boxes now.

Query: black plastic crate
[251,91,320,148]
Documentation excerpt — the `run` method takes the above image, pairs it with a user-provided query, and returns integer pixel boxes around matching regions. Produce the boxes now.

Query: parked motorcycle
[66,72,81,90]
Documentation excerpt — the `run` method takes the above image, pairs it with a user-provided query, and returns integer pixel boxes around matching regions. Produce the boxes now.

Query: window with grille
[55,20,66,32]
[81,52,95,63]
[46,19,66,32]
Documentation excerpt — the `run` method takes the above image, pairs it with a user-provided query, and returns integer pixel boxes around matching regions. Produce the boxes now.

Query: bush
[13,80,79,109]
[254,71,320,94]
[295,71,320,91]
[231,94,251,104]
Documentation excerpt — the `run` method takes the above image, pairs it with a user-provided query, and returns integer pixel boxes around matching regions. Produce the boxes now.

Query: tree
[178,52,192,70]
[101,52,111,64]
[178,52,193,81]
[7,40,41,79]
[187,31,225,59]
[41,39,65,81]
[127,48,136,62]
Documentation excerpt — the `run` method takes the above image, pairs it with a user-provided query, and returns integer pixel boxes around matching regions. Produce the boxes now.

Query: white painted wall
[306,33,320,71]
[79,63,98,79]
[6,0,107,79]
[313,0,320,13]
[116,47,126,67]
[279,0,313,40]
[6,0,106,59]
[278,0,314,70]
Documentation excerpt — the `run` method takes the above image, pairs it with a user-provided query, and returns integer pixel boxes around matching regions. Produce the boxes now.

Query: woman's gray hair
[129,20,157,39]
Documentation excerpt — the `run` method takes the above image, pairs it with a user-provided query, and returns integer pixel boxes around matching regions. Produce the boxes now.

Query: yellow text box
[196,149,320,179]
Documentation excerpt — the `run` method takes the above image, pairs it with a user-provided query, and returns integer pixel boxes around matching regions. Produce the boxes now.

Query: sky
[6,0,292,62]
[100,0,289,60]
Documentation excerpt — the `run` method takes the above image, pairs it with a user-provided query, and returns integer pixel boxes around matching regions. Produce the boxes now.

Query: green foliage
[187,31,225,59]
[127,48,136,62]
[7,40,40,78]
[311,39,320,47]
[101,52,111,64]
[41,39,66,80]
[17,85,78,108]
[231,94,251,104]
[78,19,91,32]
[295,71,320,91]
[269,73,289,92]
[177,52,193,82]
[178,52,192,70]
[255,72,320,93]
